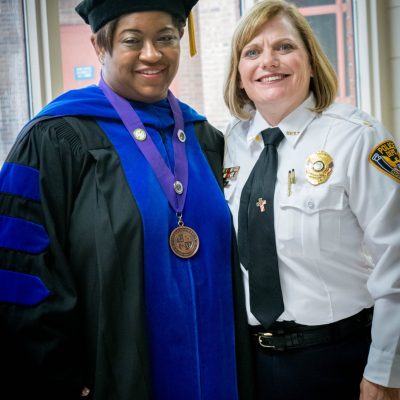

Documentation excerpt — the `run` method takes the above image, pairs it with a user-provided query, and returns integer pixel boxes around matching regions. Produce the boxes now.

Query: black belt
[250,307,373,351]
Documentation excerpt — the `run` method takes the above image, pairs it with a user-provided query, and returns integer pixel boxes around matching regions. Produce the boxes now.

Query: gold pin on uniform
[286,130,300,136]
[305,151,334,185]
[288,169,296,196]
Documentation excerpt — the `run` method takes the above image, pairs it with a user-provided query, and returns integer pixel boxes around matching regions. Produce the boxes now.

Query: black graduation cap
[76,0,198,55]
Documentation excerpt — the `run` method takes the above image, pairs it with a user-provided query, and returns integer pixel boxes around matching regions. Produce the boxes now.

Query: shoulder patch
[368,140,400,183]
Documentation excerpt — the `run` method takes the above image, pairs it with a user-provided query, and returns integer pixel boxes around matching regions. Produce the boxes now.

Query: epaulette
[224,117,250,139]
[322,103,376,130]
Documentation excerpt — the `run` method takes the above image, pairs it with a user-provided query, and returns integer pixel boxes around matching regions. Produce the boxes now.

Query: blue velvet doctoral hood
[34,84,205,125]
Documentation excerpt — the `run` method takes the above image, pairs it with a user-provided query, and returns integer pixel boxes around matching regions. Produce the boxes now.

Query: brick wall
[196,0,240,130]
[177,0,240,131]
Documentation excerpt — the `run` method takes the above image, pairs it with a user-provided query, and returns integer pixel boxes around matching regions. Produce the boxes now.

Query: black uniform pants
[252,326,371,400]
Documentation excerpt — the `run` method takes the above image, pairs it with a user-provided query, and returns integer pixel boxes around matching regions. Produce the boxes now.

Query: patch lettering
[368,140,400,183]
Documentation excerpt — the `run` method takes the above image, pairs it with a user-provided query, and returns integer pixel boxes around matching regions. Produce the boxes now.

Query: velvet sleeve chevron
[0,117,88,398]
[0,161,50,305]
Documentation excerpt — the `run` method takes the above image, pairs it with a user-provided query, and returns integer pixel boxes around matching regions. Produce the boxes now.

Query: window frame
[353,0,391,128]
[298,1,356,105]
[23,0,391,128]
[23,0,63,117]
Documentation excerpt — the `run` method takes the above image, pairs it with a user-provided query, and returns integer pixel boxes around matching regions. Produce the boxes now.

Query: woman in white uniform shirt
[223,1,400,399]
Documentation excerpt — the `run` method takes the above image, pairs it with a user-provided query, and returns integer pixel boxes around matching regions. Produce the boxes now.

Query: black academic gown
[0,115,254,400]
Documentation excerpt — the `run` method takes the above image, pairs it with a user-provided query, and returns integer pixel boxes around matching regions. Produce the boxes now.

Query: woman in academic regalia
[0,1,253,399]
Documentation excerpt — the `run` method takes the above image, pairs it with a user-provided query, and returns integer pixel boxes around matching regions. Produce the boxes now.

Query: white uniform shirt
[224,95,400,386]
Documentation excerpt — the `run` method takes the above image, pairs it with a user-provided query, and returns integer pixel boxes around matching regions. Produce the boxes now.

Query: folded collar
[246,94,317,148]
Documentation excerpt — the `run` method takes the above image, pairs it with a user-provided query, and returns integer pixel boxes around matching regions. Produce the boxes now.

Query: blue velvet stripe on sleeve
[0,163,40,201]
[0,216,49,254]
[0,269,50,306]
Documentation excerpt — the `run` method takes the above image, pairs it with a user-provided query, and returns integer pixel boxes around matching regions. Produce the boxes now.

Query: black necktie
[238,127,284,329]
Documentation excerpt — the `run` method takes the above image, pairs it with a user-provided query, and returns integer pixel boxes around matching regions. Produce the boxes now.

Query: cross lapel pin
[256,197,266,212]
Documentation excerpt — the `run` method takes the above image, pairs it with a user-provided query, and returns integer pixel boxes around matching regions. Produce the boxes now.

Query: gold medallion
[169,226,200,258]
[133,128,147,141]
[305,151,334,185]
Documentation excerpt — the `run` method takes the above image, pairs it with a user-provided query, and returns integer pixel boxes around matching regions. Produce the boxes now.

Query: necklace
[99,76,199,258]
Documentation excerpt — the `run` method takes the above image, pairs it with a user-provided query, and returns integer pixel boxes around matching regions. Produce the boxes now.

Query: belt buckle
[258,332,275,349]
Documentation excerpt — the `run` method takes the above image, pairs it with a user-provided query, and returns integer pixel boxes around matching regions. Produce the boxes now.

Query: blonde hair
[224,0,337,120]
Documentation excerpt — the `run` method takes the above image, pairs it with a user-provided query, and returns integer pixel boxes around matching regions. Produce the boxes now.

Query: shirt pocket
[277,186,346,258]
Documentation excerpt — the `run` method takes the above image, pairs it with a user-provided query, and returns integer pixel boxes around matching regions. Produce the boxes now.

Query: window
[57,0,356,132]
[0,0,389,165]
[293,0,356,105]
[0,0,29,163]
[59,0,99,91]
[57,0,241,131]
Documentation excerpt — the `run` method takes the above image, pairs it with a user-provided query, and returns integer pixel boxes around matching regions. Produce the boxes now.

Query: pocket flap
[280,186,345,214]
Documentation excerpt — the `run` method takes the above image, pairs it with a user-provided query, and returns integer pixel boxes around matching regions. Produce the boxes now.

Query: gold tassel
[188,11,197,57]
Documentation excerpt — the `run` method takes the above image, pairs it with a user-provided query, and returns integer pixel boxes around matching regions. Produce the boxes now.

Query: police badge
[305,151,334,185]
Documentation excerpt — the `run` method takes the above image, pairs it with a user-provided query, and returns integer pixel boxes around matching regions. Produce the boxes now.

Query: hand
[360,378,400,400]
